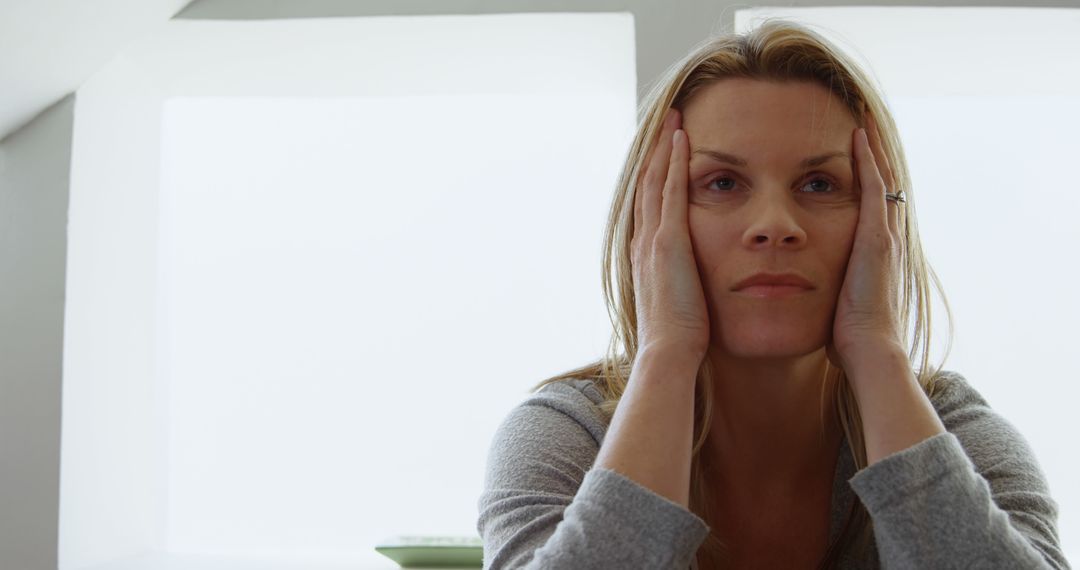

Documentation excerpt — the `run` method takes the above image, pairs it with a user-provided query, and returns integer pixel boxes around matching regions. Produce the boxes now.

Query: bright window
[63,14,636,569]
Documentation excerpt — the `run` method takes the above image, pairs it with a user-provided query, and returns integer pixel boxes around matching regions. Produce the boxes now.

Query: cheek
[687,208,739,285]
[836,210,860,249]
[822,212,860,283]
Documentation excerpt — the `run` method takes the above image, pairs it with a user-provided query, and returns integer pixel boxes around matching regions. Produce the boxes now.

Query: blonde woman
[476,19,1067,570]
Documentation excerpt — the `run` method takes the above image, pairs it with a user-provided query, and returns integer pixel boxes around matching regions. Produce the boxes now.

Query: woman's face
[681,78,862,358]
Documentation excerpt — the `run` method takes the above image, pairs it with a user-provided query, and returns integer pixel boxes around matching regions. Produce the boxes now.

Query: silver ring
[885,190,906,204]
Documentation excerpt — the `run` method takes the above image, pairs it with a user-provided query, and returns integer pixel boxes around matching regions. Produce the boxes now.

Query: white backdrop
[62,13,635,570]
[158,92,632,556]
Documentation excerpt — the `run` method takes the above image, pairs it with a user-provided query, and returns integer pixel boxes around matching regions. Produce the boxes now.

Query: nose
[740,194,807,248]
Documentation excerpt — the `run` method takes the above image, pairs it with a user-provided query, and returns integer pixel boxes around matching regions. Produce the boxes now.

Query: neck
[704,347,844,502]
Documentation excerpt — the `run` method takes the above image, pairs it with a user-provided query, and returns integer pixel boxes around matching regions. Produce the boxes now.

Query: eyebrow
[692,148,852,169]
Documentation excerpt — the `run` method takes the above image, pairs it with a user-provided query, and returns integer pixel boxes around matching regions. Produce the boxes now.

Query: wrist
[842,344,915,401]
[839,341,907,375]
[634,345,704,381]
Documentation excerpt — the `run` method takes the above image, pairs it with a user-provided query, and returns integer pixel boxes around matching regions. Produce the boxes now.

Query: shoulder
[926,369,1022,450]
[925,369,1055,494]
[508,377,612,445]
[912,370,1066,567]
[478,378,712,569]
[925,368,993,418]
[926,369,1025,443]
[481,377,611,495]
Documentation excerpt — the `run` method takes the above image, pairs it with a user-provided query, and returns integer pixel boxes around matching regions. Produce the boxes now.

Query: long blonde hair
[530,18,954,569]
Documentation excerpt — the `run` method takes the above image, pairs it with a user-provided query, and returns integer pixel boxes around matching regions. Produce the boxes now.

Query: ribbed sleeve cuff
[848,431,970,513]
[573,467,710,566]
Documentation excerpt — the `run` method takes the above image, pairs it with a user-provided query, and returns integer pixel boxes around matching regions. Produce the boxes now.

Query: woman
[476,19,1067,569]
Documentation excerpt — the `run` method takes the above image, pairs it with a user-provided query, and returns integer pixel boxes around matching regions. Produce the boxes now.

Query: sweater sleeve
[476,384,710,569]
[848,372,1069,569]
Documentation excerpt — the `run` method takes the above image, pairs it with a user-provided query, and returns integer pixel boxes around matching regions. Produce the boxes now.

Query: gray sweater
[476,370,1069,569]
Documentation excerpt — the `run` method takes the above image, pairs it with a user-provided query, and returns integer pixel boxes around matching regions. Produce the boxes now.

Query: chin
[721,338,825,359]
[712,316,830,359]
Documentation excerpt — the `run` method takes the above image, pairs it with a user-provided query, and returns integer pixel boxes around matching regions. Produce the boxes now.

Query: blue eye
[803,177,838,193]
[704,174,841,194]
[706,176,738,192]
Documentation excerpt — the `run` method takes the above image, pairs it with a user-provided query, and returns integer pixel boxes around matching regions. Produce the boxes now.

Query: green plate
[374,536,483,568]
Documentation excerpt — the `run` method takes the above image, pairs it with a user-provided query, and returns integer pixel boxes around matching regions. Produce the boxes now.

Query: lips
[732,272,814,291]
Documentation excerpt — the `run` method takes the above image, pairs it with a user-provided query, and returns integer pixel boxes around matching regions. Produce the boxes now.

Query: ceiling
[0,0,193,142]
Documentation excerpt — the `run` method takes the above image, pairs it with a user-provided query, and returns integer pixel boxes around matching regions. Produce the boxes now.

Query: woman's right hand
[631,108,711,362]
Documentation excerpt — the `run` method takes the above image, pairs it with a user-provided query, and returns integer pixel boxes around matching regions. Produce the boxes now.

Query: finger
[643,109,679,238]
[635,110,676,248]
[855,127,889,239]
[865,112,893,187]
[865,112,900,240]
[639,110,677,186]
[661,127,689,233]
[885,183,900,241]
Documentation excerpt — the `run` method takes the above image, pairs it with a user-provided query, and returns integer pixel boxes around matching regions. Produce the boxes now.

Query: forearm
[842,362,1067,568]
[593,346,701,508]
[844,344,946,466]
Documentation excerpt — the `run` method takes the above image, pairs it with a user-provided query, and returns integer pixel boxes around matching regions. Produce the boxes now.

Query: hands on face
[826,110,907,370]
[631,108,711,362]
[631,105,906,369]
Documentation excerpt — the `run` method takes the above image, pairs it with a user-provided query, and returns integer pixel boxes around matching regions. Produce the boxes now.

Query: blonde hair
[530,18,954,569]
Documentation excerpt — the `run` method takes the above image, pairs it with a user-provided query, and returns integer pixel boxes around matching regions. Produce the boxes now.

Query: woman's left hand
[826,111,906,371]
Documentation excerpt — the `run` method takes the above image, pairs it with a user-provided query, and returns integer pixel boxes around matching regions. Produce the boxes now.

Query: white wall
[0,0,193,140]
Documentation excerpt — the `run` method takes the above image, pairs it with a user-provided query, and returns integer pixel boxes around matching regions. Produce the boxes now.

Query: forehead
[681,78,857,149]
